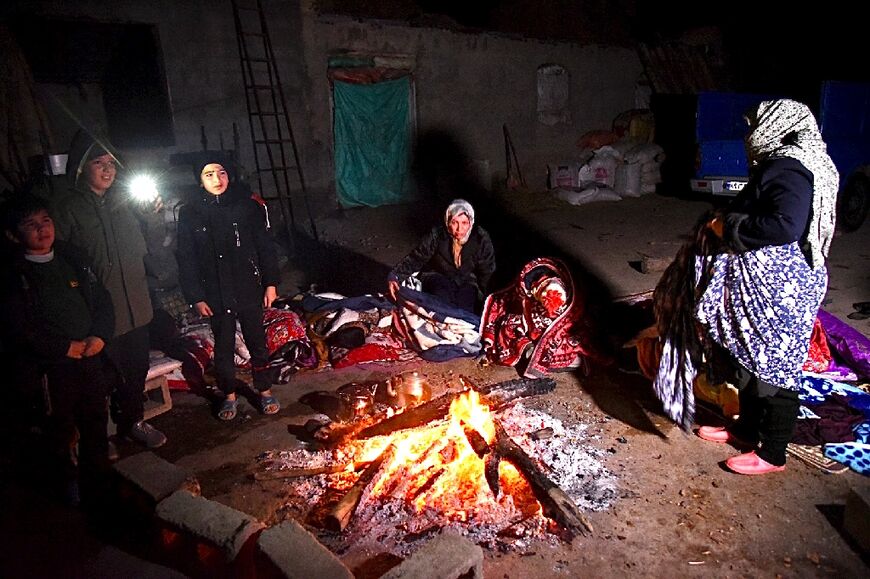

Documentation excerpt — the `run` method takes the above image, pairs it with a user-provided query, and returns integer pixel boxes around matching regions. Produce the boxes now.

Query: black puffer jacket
[176,184,280,313]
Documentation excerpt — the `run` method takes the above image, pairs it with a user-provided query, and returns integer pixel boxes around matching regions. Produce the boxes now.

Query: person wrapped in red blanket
[480,257,592,377]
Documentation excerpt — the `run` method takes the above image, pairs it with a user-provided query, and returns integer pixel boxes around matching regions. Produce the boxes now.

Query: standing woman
[388,199,495,313]
[655,99,839,475]
[176,153,281,420]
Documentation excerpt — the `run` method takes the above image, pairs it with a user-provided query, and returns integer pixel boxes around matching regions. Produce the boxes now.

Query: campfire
[258,375,618,554]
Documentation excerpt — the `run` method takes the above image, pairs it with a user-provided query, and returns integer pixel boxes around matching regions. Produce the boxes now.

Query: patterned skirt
[695,242,827,392]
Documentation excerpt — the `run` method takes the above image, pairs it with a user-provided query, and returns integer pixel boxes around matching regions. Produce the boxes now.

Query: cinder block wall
[3,0,640,197]
[300,4,642,191]
[1,0,306,196]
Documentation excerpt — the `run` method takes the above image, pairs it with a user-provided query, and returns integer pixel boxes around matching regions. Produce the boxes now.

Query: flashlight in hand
[129,174,159,204]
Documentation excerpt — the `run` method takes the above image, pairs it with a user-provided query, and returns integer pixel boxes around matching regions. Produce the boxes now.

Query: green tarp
[333,76,414,208]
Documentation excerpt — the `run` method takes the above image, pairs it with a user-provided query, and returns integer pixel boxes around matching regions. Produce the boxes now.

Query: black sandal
[218,398,238,421]
[259,394,280,415]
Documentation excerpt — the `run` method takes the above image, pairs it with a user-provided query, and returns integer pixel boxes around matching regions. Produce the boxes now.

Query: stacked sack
[549,109,665,206]
[550,146,623,206]
[617,141,665,197]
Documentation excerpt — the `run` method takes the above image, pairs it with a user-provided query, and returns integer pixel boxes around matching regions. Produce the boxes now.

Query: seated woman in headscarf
[480,257,593,378]
[388,199,495,314]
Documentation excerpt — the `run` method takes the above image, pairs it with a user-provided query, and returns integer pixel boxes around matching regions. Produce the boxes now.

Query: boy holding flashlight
[53,131,167,450]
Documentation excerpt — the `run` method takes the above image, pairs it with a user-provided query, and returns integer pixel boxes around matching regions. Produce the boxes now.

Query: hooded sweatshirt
[53,130,153,336]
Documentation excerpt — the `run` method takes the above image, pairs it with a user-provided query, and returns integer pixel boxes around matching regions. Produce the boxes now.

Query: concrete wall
[300,4,642,191]
[3,0,640,197]
[2,0,307,194]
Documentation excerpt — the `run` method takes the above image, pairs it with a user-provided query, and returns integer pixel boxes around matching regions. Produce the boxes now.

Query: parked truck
[690,81,870,231]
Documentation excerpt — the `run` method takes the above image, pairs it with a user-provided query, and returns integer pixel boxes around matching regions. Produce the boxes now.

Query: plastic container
[46,154,68,175]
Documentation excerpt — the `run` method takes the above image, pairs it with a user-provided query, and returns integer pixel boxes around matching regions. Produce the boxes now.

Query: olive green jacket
[54,187,153,336]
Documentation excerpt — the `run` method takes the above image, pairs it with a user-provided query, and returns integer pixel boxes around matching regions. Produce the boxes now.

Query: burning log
[438,439,458,464]
[491,420,593,536]
[462,425,490,458]
[359,393,458,439]
[308,377,555,445]
[325,445,394,532]
[356,377,556,440]
[409,467,446,500]
[310,420,368,444]
[484,453,501,497]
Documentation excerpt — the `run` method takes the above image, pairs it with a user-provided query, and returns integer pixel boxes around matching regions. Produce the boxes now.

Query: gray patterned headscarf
[444,199,475,243]
[745,99,839,268]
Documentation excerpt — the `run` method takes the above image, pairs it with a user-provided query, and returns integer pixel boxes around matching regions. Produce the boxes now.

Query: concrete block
[843,484,870,553]
[142,375,173,420]
[257,520,353,579]
[156,490,265,560]
[381,532,483,579]
[113,451,199,503]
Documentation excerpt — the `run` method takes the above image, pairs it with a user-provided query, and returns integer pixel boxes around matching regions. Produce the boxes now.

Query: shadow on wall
[289,232,393,297]
[411,128,493,228]
[281,127,496,297]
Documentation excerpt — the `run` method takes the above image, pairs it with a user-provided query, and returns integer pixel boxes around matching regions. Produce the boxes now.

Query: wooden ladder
[231,0,318,244]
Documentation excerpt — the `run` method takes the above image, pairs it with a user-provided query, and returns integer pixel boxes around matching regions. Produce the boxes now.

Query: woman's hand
[263,286,277,308]
[195,301,213,317]
[708,217,724,238]
[388,279,400,301]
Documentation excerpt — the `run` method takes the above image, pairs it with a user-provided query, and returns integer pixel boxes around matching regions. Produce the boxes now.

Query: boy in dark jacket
[1,196,115,506]
[176,153,281,420]
[54,130,166,449]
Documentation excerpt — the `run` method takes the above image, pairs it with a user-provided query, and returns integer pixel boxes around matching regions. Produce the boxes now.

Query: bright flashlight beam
[129,174,158,203]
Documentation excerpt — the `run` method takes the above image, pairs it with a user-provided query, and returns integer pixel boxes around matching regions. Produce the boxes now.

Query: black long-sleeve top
[390,225,496,294]
[723,157,814,252]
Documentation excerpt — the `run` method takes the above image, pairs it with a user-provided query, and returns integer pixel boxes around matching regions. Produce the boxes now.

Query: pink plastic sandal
[697,426,752,447]
[725,451,785,475]
[697,426,731,443]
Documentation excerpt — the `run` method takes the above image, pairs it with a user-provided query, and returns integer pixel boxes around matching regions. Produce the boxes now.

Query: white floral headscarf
[444,199,475,244]
[745,99,839,268]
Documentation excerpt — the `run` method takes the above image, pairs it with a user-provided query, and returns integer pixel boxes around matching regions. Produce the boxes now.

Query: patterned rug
[786,443,850,474]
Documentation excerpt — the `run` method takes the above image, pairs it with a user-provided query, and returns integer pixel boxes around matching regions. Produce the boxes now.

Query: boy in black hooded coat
[176,154,281,420]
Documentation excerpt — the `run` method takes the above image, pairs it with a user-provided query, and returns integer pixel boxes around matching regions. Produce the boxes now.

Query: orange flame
[359,389,533,518]
[449,388,495,443]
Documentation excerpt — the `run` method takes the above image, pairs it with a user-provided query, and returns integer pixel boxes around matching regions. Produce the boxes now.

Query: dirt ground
[2,189,869,578]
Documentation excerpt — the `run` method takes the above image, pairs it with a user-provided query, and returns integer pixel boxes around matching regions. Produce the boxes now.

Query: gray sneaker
[108,440,120,461]
[125,421,167,448]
